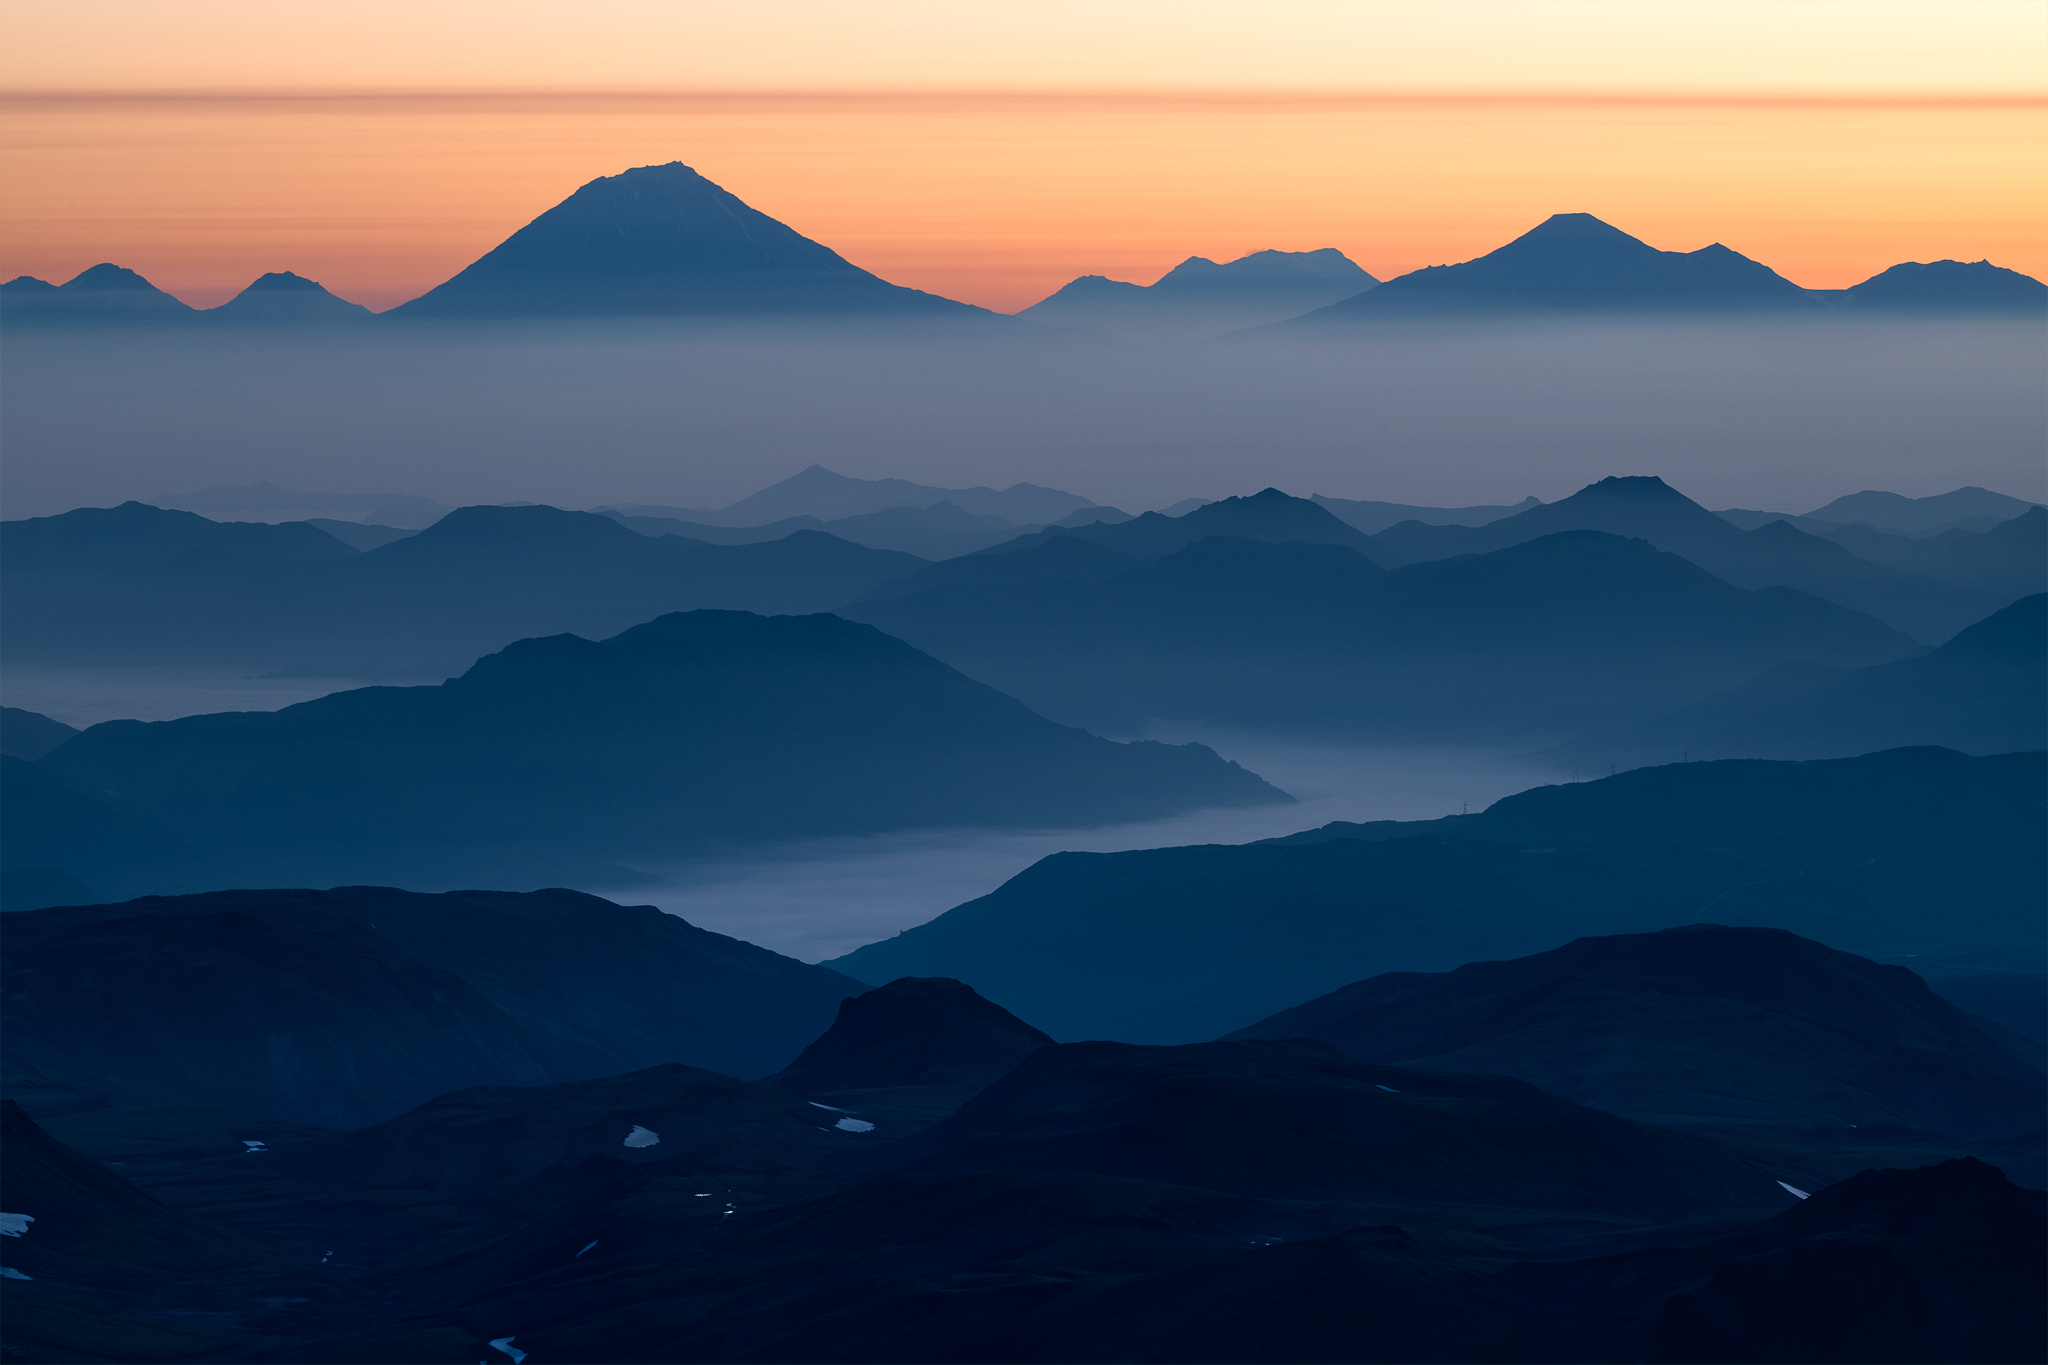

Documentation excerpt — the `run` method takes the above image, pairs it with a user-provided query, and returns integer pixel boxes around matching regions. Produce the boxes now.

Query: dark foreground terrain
[4,899,2042,1363]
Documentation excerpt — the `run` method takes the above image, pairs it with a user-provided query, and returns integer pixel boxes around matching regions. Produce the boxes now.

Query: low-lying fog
[4,315,2043,517]
[603,726,1549,963]
[1,664,1548,961]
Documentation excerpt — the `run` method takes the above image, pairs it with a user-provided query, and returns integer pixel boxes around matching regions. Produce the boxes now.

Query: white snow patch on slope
[623,1125,660,1148]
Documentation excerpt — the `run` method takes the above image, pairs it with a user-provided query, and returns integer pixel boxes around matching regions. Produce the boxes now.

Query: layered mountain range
[5,167,2041,331]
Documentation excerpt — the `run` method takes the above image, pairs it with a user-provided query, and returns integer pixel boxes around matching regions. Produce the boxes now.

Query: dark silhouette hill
[2,501,933,676]
[23,610,1285,892]
[4,499,356,577]
[151,479,454,527]
[763,977,1053,1098]
[1227,925,2044,1135]
[1018,248,1377,341]
[611,464,1102,526]
[1550,595,2047,766]
[846,526,1915,738]
[609,500,1035,559]
[1804,485,2044,531]
[984,486,1376,559]
[0,754,203,912]
[832,749,2044,1041]
[1311,491,1542,533]
[0,263,195,324]
[0,1101,374,1361]
[1821,507,2046,599]
[853,1038,1781,1217]
[0,707,77,760]
[387,162,988,320]
[279,1064,853,1200]
[1264,214,1818,326]
[1841,258,2048,313]
[2,887,867,1126]
[202,270,372,324]
[1365,475,1998,642]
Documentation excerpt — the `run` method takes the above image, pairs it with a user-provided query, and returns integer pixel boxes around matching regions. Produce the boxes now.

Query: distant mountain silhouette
[1311,491,1542,534]
[980,487,1377,560]
[201,271,372,325]
[149,480,454,527]
[3,887,865,1125]
[1841,259,2048,313]
[832,749,2044,1041]
[387,162,990,320]
[0,708,78,761]
[763,977,1053,1099]
[21,610,1286,892]
[1816,506,2045,599]
[1365,475,2002,641]
[1262,214,1817,327]
[846,524,1914,739]
[1018,248,1378,341]
[1803,485,2045,532]
[2,501,933,676]
[0,263,195,324]
[607,500,1038,560]
[610,464,1103,526]
[1551,594,2047,767]
[1227,924,2044,1135]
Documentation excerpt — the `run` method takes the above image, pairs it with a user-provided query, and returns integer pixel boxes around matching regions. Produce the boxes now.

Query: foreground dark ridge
[5,944,2040,1363]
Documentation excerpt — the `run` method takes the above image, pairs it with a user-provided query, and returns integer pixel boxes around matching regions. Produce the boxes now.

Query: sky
[1,0,2044,311]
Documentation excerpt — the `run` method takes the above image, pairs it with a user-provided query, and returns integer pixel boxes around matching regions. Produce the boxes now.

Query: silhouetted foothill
[834,749,2044,1042]
[764,977,1054,1096]
[1554,593,2047,766]
[2,886,866,1125]
[1228,924,2046,1135]
[16,609,1285,893]
[849,1038,1783,1219]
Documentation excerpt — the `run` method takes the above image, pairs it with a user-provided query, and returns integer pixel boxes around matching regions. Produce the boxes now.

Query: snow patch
[576,1240,598,1257]
[1,1267,29,1280]
[1777,1181,1811,1200]
[623,1125,660,1148]
[242,1140,267,1152]
[808,1102,848,1112]
[833,1117,875,1133]
[1374,1085,1399,1093]
[488,1337,527,1363]
[0,1214,32,1238]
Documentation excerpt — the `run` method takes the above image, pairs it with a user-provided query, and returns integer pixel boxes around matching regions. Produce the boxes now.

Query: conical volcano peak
[245,271,326,292]
[389,160,984,320]
[1499,213,1660,256]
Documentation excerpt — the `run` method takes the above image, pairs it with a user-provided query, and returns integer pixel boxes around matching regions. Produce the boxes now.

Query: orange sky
[1,2,2044,312]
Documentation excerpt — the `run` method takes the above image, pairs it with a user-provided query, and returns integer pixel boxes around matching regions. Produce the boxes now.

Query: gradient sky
[2,0,2044,311]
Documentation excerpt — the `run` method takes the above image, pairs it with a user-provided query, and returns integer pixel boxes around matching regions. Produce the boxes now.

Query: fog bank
[3,316,2042,519]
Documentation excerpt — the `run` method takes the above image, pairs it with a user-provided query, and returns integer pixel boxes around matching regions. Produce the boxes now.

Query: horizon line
[6,86,2046,109]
